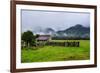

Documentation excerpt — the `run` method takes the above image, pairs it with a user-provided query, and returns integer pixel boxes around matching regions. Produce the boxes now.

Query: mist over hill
[32,24,90,40]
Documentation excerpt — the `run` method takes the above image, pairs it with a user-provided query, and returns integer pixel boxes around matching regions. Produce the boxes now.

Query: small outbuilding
[36,35,51,41]
[36,35,51,46]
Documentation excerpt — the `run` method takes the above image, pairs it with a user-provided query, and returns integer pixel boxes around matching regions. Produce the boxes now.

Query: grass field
[21,40,90,63]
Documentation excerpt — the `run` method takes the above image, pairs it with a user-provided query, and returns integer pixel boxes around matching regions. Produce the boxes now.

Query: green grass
[21,40,90,63]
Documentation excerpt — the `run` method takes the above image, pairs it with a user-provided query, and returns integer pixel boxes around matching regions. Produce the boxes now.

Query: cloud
[21,10,90,32]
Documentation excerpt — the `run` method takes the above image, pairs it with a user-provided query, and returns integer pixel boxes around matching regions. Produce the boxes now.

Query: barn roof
[37,35,50,41]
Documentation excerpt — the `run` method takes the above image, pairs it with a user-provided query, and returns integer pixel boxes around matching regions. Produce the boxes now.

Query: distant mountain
[44,28,55,33]
[33,24,90,39]
[57,24,90,38]
[33,27,56,36]
[43,28,56,36]
[65,24,89,36]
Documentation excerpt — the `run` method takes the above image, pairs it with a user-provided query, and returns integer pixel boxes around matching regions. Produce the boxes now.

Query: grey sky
[21,9,90,32]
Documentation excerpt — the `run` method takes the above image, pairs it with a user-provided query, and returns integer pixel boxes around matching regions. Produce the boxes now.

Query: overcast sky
[21,9,90,32]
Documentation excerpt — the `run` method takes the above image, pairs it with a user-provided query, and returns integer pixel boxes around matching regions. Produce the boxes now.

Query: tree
[22,31,35,47]
[35,34,39,38]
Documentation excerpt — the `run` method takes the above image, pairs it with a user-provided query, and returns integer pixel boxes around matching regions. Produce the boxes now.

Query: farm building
[36,35,51,46]
[36,35,51,41]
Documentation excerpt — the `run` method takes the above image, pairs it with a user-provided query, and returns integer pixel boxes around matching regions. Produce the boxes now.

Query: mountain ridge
[33,24,90,39]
